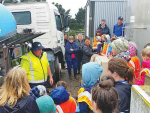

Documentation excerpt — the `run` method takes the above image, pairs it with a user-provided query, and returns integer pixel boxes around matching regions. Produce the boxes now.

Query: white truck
[3,0,70,82]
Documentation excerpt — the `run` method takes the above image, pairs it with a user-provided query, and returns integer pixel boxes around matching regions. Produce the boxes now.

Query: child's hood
[142,60,150,69]
[82,62,103,86]
[51,86,69,105]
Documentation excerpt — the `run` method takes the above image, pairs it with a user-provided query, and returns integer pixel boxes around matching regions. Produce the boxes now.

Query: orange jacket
[102,42,110,54]
[127,56,141,79]
[56,96,77,113]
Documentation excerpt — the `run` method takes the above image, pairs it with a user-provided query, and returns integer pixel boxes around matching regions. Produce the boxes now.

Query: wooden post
[3,45,10,74]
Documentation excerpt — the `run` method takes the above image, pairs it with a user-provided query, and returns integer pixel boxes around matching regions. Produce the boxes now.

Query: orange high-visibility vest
[102,42,110,54]
[127,56,141,79]
[56,97,77,113]
[77,88,93,110]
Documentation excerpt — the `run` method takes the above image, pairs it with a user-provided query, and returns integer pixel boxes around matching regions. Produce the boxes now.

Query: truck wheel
[54,56,60,82]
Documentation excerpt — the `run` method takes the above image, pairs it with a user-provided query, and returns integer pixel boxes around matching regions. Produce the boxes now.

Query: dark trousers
[77,55,82,72]
[66,59,77,73]
[29,81,48,89]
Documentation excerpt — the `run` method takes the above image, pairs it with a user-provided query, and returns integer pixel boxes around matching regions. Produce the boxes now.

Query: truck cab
[1,0,70,83]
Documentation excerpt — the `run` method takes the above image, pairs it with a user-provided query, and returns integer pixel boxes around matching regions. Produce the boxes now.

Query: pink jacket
[135,60,150,85]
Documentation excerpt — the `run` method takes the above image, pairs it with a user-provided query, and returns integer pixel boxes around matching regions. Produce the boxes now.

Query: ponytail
[125,67,135,84]
[92,75,118,113]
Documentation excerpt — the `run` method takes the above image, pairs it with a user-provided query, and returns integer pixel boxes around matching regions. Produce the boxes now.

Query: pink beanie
[128,42,136,57]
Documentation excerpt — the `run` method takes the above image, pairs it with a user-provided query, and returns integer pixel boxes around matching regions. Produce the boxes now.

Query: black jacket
[64,39,68,47]
[97,24,111,36]
[82,45,93,64]
[0,96,40,113]
[74,40,84,56]
[114,81,132,112]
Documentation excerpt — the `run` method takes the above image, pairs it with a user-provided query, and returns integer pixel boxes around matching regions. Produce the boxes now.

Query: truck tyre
[54,56,60,82]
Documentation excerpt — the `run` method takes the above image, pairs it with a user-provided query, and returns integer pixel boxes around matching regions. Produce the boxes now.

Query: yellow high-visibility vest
[21,51,49,83]
[77,88,93,110]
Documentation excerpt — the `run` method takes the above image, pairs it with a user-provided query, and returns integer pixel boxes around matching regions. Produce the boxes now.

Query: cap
[118,16,123,20]
[31,42,43,51]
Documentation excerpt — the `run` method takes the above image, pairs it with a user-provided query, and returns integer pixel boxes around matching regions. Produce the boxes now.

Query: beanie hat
[111,38,129,54]
[36,95,56,113]
[82,62,103,86]
[128,42,137,57]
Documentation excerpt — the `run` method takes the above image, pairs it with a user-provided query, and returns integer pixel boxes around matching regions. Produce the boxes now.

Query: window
[55,15,62,31]
[12,11,31,25]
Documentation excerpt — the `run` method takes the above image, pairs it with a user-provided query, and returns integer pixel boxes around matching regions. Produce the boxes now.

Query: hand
[49,77,53,85]
[70,49,73,51]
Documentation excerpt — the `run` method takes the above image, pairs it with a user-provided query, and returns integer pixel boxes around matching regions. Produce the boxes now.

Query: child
[102,35,111,55]
[93,30,103,54]
[128,41,141,82]
[51,85,77,113]
[36,95,56,113]
[91,76,118,113]
[135,46,150,85]
[76,62,103,113]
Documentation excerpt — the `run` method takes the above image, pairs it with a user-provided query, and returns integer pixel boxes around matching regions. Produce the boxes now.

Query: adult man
[64,34,68,47]
[75,34,84,74]
[21,42,53,88]
[113,16,125,37]
[97,19,111,36]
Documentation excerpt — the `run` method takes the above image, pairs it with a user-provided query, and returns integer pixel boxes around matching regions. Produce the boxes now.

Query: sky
[50,0,87,18]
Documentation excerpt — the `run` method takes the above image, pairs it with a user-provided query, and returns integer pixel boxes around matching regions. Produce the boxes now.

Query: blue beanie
[36,95,56,113]
[82,62,103,86]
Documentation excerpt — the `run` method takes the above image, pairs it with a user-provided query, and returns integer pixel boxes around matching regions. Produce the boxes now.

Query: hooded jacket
[76,62,103,113]
[97,24,111,36]
[51,86,76,113]
[0,96,40,113]
[114,81,132,112]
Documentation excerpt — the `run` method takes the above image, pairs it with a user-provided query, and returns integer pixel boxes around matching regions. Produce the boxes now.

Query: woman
[108,58,134,113]
[91,76,118,113]
[65,36,79,78]
[82,38,93,64]
[0,67,40,113]
[75,34,84,74]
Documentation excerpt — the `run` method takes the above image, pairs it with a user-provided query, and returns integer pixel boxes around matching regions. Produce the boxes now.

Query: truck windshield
[12,11,31,25]
[55,15,62,31]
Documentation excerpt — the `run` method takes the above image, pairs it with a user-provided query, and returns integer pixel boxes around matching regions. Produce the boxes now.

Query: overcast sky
[50,0,87,18]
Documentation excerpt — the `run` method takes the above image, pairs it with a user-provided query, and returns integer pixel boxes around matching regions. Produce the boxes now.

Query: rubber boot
[74,70,77,79]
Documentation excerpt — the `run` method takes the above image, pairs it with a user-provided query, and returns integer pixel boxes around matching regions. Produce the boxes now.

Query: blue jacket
[114,81,131,112]
[51,86,70,105]
[65,42,79,61]
[0,96,40,113]
[113,23,125,37]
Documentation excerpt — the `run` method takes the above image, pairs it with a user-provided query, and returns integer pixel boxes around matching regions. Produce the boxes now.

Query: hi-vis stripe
[129,60,135,69]
[26,54,34,81]
[56,105,64,113]
[78,91,92,110]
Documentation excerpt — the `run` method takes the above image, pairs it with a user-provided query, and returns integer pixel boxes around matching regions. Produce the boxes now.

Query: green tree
[52,2,70,15]
[75,8,85,29]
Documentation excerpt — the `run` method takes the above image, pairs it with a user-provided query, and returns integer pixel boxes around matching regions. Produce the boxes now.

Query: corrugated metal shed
[86,0,127,38]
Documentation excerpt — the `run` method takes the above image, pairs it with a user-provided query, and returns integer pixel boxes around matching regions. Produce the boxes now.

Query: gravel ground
[48,69,82,98]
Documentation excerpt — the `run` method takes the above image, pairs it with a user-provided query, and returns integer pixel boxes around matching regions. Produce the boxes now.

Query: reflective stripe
[141,68,150,75]
[26,54,34,81]
[56,105,64,113]
[78,91,92,110]
[129,60,135,69]
[28,79,46,83]
[78,91,91,101]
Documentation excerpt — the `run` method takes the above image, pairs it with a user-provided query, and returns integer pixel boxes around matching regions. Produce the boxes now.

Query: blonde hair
[0,67,30,107]
[78,34,83,39]
[69,36,74,40]
[142,46,150,57]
